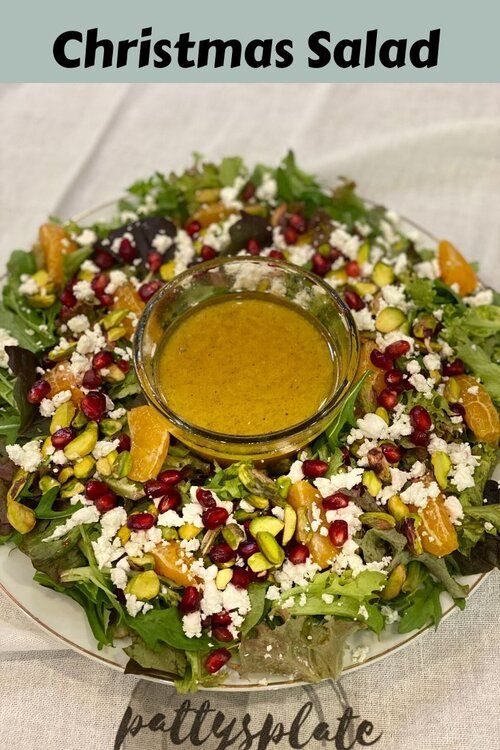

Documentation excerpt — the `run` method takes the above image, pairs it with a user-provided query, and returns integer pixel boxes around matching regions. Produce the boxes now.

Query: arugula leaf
[108,368,142,400]
[125,607,211,652]
[454,338,500,406]
[241,583,268,636]
[359,528,408,563]
[63,246,93,281]
[459,444,497,508]
[219,156,245,187]
[6,346,39,435]
[397,579,444,634]
[414,553,468,599]
[239,616,360,682]
[7,249,36,277]
[453,534,500,574]
[125,638,187,680]
[324,371,370,449]
[406,278,436,310]
[463,504,500,531]
[34,486,81,519]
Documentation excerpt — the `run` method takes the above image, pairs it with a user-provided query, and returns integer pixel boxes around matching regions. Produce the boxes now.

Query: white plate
[0,199,492,690]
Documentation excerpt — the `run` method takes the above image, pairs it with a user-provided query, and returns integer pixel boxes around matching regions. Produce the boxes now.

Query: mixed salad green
[0,153,499,691]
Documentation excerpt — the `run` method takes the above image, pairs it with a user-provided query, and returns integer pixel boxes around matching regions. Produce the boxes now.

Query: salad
[0,153,499,691]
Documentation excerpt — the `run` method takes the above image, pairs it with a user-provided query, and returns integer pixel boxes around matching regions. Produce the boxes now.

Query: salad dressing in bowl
[153,293,337,436]
[135,257,359,462]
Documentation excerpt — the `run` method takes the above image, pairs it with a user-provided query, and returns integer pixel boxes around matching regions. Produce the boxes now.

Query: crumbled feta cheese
[256,173,277,203]
[76,325,106,355]
[288,460,304,484]
[381,605,400,624]
[44,505,100,542]
[0,328,18,369]
[422,353,441,372]
[182,611,202,638]
[73,280,95,302]
[67,315,90,334]
[467,385,479,395]
[443,495,464,525]
[125,594,149,618]
[352,308,376,331]
[105,270,128,295]
[400,480,441,509]
[6,439,43,472]
[152,233,173,254]
[315,468,365,496]
[75,229,97,246]
[220,176,246,208]
[463,289,493,307]
[92,439,120,459]
[39,388,72,417]
[329,225,361,260]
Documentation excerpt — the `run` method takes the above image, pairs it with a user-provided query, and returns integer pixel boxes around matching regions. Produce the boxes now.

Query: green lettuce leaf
[238,616,360,682]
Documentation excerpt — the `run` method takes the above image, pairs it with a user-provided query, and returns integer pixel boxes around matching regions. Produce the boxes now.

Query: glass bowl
[134,257,360,462]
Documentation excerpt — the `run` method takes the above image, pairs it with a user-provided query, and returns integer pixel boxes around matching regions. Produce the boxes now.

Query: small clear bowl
[134,257,360,462]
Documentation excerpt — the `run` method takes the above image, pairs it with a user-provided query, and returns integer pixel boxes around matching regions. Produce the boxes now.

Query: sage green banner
[1,0,499,81]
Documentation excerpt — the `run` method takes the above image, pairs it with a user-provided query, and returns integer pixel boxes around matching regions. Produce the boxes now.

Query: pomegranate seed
[92,350,114,370]
[157,490,181,513]
[91,273,109,295]
[51,427,76,449]
[381,443,402,464]
[185,220,201,237]
[139,280,163,302]
[147,251,163,273]
[157,469,182,486]
[322,492,349,510]
[238,541,259,560]
[95,493,117,513]
[411,429,430,447]
[231,568,252,589]
[116,359,130,374]
[451,403,466,418]
[385,340,411,359]
[210,542,235,564]
[200,245,217,261]
[344,290,365,311]
[241,182,255,201]
[82,369,102,389]
[60,288,77,308]
[370,349,392,371]
[443,358,465,376]
[201,615,212,629]
[203,507,229,530]
[268,249,285,260]
[287,543,310,564]
[27,379,51,405]
[302,459,329,479]
[288,213,306,233]
[179,586,200,614]
[246,238,261,256]
[119,237,137,263]
[329,519,349,547]
[98,293,114,307]
[116,433,131,453]
[284,227,298,245]
[145,480,170,499]
[93,249,114,269]
[377,389,399,410]
[340,445,351,466]
[345,260,361,277]
[329,246,342,261]
[212,610,232,627]
[196,487,216,508]
[385,368,404,387]
[212,626,233,642]
[81,390,107,421]
[205,648,231,674]
[312,252,331,277]
[410,405,432,432]
[127,512,156,531]
[85,479,109,500]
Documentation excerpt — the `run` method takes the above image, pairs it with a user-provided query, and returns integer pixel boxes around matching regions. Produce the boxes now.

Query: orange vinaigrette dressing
[153,293,338,436]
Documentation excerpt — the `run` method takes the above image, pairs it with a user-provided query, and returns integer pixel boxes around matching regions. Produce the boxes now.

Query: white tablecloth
[0,83,499,749]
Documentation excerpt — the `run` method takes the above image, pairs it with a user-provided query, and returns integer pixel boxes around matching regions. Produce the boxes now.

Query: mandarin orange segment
[192,201,233,228]
[455,375,500,445]
[112,282,145,340]
[39,223,77,288]
[410,497,459,558]
[45,361,83,404]
[438,240,477,296]
[128,405,170,482]
[287,480,338,568]
[151,541,197,587]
